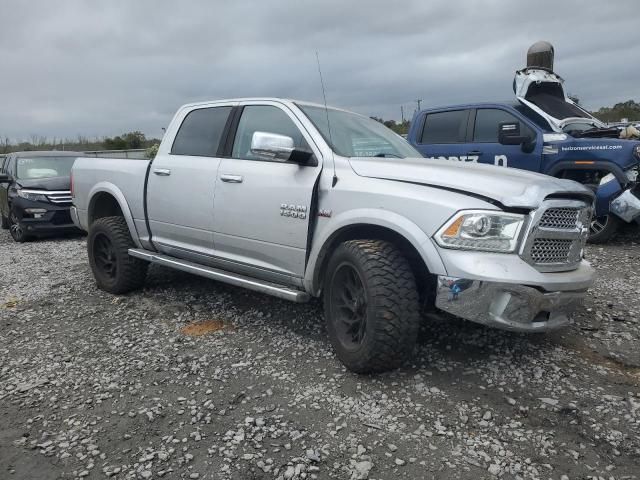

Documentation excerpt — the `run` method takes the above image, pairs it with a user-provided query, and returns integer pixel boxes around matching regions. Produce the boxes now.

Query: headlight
[435,210,525,253]
[633,145,640,161]
[17,190,48,202]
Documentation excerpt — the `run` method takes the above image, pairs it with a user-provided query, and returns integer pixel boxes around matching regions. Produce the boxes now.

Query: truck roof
[418,100,522,113]
[178,98,357,114]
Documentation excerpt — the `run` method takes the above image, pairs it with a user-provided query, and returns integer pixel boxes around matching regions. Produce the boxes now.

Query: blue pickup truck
[407,43,640,242]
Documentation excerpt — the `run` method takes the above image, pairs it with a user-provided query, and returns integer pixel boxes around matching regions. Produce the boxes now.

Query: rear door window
[171,106,232,157]
[420,110,469,144]
[473,108,534,142]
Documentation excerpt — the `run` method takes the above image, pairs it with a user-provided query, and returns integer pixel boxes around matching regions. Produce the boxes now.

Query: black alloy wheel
[9,211,30,242]
[93,232,118,280]
[588,214,620,244]
[329,262,368,350]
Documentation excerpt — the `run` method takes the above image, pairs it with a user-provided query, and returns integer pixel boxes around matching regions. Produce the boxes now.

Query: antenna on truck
[315,51,338,187]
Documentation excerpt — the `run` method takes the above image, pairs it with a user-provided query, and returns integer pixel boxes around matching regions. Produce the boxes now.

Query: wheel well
[89,192,124,226]
[313,224,436,309]
[554,168,611,185]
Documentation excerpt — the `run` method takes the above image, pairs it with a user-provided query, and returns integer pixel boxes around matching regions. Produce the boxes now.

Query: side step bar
[128,249,310,303]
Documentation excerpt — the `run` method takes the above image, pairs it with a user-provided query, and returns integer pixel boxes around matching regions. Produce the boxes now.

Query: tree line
[1,99,637,155]
[0,131,161,154]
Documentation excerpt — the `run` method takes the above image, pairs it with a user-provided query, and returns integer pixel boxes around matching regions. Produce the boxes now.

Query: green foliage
[370,117,411,135]
[145,143,160,159]
[0,131,160,154]
[591,100,640,123]
[104,131,146,150]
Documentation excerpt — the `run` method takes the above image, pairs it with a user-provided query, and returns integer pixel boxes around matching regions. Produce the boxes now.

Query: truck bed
[72,157,150,234]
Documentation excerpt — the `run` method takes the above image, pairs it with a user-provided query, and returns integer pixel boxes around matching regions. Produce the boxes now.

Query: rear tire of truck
[323,240,420,374]
[588,214,620,244]
[88,216,148,294]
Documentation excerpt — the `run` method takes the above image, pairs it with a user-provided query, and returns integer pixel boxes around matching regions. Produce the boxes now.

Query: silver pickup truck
[71,98,595,373]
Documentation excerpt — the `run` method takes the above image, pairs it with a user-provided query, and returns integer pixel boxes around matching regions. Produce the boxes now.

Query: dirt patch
[180,319,232,336]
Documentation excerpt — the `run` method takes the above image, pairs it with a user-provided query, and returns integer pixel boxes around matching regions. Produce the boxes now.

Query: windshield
[298,104,419,158]
[16,156,76,179]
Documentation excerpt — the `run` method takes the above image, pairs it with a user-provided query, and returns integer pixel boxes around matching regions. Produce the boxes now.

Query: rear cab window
[420,110,469,144]
[171,106,232,157]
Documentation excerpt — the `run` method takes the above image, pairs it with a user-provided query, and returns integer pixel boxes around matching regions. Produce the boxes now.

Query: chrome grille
[539,208,580,230]
[530,238,573,264]
[46,191,72,205]
[521,199,591,272]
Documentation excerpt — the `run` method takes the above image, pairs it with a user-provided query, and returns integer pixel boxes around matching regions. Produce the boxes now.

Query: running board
[128,249,310,303]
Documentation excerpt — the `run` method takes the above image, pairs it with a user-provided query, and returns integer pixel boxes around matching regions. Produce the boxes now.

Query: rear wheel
[323,240,420,373]
[88,216,148,294]
[588,214,620,244]
[9,211,32,243]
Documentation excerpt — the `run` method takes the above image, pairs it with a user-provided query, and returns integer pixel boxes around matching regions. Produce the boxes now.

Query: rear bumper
[435,276,586,332]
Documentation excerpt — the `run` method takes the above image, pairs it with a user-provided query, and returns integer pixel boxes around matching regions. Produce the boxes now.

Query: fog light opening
[532,311,551,324]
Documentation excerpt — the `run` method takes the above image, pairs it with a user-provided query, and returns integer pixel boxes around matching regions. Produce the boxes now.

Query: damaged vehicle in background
[0,151,84,242]
[407,41,640,243]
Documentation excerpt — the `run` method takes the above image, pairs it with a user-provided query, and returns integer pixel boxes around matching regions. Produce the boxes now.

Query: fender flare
[545,160,627,185]
[87,182,142,248]
[303,208,447,295]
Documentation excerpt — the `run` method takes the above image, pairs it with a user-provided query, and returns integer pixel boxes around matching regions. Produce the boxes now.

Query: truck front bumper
[435,276,586,332]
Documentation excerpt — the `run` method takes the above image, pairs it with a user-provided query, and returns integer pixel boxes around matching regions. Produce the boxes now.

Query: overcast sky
[0,0,637,141]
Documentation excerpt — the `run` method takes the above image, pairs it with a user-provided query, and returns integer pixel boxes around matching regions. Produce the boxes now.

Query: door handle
[153,168,171,176]
[220,174,243,183]
[467,151,483,155]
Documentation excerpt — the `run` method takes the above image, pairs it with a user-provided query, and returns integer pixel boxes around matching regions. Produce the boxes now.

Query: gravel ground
[1,228,639,480]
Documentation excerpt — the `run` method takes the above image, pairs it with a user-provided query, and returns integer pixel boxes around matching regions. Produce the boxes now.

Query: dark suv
[0,151,84,242]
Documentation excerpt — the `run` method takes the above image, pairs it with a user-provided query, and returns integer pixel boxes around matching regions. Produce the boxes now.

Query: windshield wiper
[373,153,402,158]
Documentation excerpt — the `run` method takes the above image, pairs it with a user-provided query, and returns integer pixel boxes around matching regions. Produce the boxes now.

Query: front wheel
[88,216,148,294]
[9,211,32,243]
[323,240,420,374]
[588,214,620,244]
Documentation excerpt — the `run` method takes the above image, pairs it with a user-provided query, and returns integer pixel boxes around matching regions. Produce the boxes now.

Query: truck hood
[349,157,593,209]
[17,175,70,191]
[513,68,605,132]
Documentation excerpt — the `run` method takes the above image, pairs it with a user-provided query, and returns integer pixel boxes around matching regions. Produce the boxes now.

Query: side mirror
[0,173,10,183]
[250,131,315,165]
[498,122,526,145]
[251,131,294,161]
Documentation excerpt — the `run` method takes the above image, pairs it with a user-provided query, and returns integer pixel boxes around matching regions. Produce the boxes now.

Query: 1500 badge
[281,203,307,219]
[425,155,509,167]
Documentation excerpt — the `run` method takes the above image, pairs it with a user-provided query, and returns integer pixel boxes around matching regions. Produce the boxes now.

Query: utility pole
[415,99,422,112]
[400,105,405,123]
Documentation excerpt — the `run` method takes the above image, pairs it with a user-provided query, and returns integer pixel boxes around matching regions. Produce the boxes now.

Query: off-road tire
[88,216,148,294]
[323,239,420,373]
[1,213,9,230]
